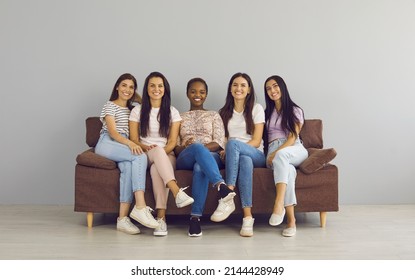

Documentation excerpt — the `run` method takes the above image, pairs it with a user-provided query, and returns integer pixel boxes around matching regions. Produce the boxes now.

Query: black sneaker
[218,183,236,201]
[188,217,202,237]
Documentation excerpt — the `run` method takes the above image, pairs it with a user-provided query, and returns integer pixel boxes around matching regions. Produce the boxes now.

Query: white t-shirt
[227,103,265,152]
[129,105,181,148]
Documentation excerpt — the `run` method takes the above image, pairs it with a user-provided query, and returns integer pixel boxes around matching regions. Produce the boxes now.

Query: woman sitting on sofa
[129,71,194,237]
[263,75,308,237]
[94,73,159,235]
[174,77,228,237]
[217,72,266,237]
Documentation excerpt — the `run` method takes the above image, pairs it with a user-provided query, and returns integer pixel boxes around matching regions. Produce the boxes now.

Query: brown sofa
[75,117,338,228]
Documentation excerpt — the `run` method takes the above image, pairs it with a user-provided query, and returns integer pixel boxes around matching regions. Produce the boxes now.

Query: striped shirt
[99,101,131,136]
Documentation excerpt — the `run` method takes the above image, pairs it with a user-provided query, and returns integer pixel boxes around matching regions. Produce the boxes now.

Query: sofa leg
[320,212,327,228]
[87,212,94,228]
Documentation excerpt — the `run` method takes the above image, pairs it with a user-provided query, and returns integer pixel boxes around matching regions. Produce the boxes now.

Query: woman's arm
[164,121,180,154]
[204,142,221,152]
[247,123,264,148]
[211,112,226,151]
[106,116,143,154]
[266,122,303,166]
[128,120,154,151]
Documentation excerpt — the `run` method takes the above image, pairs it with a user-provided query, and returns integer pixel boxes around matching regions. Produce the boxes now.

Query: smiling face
[231,76,250,101]
[147,77,165,102]
[265,79,281,102]
[116,79,135,102]
[187,81,207,110]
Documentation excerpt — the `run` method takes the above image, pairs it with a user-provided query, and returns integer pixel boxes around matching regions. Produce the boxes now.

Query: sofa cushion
[299,148,337,174]
[300,119,323,149]
[76,149,117,170]
[86,117,102,147]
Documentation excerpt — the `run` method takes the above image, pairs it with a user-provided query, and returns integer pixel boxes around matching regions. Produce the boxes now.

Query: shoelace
[126,218,135,227]
[217,199,231,211]
[180,186,190,192]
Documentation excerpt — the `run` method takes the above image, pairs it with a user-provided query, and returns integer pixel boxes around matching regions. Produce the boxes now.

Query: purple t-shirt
[267,107,304,141]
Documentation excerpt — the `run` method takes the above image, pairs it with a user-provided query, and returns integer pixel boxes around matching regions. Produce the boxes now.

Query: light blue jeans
[267,138,308,206]
[176,143,225,217]
[95,132,147,203]
[225,139,266,208]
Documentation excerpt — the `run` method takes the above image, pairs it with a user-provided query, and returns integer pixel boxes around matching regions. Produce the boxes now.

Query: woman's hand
[144,144,157,151]
[266,151,277,167]
[219,149,226,163]
[184,137,196,148]
[127,141,144,155]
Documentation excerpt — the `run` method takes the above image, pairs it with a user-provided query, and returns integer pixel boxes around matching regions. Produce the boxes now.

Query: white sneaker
[130,206,159,228]
[153,218,168,236]
[210,196,235,222]
[240,216,254,237]
[175,186,194,208]
[269,208,286,226]
[117,216,140,235]
[282,227,296,237]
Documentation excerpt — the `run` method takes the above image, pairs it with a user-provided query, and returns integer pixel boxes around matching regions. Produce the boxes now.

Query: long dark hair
[263,75,303,149]
[219,73,255,137]
[109,73,139,110]
[140,71,171,138]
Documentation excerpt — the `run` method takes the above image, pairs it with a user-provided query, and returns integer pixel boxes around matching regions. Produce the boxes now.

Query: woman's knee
[191,142,205,151]
[239,155,253,170]
[273,150,289,165]
[132,153,147,162]
[193,162,203,174]
[225,139,239,150]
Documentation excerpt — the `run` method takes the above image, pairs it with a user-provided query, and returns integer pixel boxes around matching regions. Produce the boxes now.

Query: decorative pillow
[76,149,117,170]
[299,119,323,149]
[299,148,337,174]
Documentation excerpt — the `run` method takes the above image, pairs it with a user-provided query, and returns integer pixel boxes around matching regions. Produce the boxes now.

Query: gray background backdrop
[1,0,414,205]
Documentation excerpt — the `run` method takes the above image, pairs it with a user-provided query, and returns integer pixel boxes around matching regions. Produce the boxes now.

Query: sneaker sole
[176,198,194,208]
[153,231,168,236]
[240,231,253,237]
[188,232,202,237]
[117,227,140,235]
[130,213,159,229]
[210,204,236,222]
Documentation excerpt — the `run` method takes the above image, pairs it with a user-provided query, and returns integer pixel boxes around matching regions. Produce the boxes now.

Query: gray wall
[1,0,414,205]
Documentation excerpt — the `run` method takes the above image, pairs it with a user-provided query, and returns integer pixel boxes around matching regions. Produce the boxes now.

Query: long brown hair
[140,72,172,138]
[109,73,140,110]
[219,73,256,137]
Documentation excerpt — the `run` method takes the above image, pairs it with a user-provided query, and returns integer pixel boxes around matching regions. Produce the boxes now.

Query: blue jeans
[267,138,308,206]
[225,139,266,208]
[176,143,224,216]
[95,132,147,203]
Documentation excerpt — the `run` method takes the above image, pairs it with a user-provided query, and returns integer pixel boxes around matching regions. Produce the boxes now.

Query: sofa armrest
[76,149,117,170]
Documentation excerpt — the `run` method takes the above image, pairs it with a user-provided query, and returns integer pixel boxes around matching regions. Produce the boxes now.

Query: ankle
[219,184,234,198]
[287,219,296,228]
[272,204,284,214]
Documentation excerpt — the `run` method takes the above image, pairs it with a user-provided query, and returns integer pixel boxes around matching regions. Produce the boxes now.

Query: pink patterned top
[179,110,225,149]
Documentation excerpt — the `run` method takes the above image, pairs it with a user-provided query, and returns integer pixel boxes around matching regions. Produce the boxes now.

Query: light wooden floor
[0,204,414,260]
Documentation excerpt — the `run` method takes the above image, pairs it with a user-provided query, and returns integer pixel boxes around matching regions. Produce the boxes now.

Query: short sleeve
[129,105,141,122]
[294,106,304,124]
[212,112,226,148]
[253,103,265,124]
[100,101,116,123]
[171,106,182,123]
